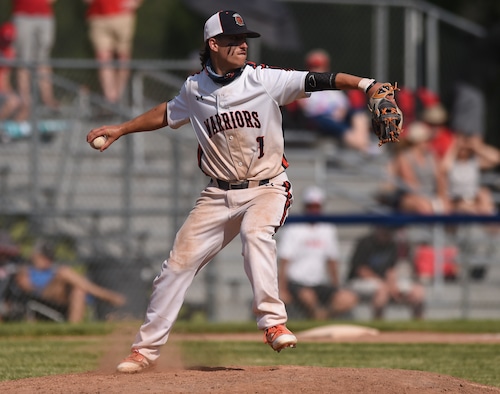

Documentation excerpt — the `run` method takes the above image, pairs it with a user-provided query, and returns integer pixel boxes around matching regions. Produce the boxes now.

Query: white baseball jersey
[166,63,309,181]
[278,222,340,286]
[132,63,310,360]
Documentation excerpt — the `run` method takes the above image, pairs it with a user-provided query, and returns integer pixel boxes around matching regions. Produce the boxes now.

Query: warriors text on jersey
[166,63,309,182]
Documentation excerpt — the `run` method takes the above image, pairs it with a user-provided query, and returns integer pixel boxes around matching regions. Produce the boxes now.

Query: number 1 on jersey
[256,136,264,159]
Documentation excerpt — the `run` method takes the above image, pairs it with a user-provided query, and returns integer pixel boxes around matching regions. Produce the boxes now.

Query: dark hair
[34,239,56,260]
[199,41,210,68]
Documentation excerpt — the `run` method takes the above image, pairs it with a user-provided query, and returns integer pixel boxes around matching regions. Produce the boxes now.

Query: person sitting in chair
[278,186,358,320]
[15,239,126,322]
[347,226,425,320]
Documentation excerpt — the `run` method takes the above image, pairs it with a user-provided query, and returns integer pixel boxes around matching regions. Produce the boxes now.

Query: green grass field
[1,320,499,387]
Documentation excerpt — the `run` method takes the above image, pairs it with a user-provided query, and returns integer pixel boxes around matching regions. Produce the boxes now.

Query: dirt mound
[2,330,500,393]
[1,365,499,394]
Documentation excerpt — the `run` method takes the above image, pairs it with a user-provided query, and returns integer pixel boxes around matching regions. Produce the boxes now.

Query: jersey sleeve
[255,66,310,106]
[166,82,191,129]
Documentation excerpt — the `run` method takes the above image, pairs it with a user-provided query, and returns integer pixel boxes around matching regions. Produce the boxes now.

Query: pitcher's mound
[1,366,498,394]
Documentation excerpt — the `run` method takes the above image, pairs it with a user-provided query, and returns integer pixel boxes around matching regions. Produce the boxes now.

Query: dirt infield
[2,330,500,394]
[3,365,500,394]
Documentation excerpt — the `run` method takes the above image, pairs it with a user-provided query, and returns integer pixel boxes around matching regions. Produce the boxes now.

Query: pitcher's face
[209,34,248,74]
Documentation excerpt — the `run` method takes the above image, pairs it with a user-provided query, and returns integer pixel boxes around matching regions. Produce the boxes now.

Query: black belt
[215,179,270,190]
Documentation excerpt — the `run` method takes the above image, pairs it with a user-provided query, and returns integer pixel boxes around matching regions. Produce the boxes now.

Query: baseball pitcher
[86,9,402,373]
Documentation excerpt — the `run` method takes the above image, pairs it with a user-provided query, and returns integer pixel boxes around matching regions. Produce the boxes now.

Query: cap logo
[233,13,245,26]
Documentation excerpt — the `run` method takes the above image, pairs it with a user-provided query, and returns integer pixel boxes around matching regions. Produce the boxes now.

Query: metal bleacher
[204,129,500,322]
[2,61,500,322]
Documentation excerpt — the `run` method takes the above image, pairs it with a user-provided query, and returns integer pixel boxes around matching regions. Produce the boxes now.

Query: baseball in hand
[91,135,107,149]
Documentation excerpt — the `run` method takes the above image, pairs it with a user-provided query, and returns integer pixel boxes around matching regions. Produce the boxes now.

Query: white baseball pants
[132,172,293,361]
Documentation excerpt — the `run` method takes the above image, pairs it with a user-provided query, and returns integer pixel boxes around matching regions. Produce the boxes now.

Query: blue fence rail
[286,213,500,225]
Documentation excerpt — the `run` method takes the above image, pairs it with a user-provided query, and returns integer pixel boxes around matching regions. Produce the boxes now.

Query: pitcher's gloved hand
[369,83,403,146]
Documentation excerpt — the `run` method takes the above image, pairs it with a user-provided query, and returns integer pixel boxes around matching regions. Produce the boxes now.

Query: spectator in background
[347,226,425,320]
[422,102,455,160]
[14,239,126,323]
[391,121,451,214]
[396,86,455,159]
[375,90,456,213]
[84,0,143,105]
[0,21,22,121]
[441,134,500,281]
[277,186,358,320]
[441,134,500,216]
[12,0,59,119]
[296,49,374,154]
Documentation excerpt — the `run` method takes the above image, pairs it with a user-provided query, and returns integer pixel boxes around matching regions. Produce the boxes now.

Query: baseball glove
[368,83,403,146]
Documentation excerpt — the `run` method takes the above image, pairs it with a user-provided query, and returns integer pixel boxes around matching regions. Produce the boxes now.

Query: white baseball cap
[302,186,325,205]
[406,121,432,143]
[204,10,260,41]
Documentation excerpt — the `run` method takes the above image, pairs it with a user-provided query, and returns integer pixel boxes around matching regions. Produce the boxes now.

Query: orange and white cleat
[264,324,297,352]
[116,349,154,373]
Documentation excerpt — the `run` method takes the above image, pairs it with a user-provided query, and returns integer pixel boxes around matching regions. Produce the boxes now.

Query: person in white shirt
[278,186,357,320]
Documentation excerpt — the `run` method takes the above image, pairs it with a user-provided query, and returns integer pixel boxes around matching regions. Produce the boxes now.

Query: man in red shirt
[0,22,21,120]
[12,0,59,119]
[84,0,143,105]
